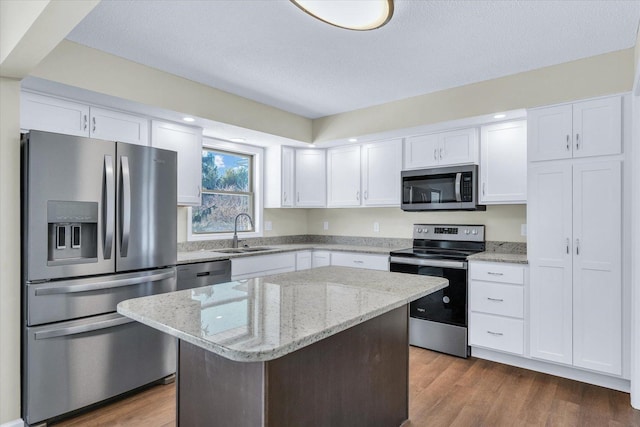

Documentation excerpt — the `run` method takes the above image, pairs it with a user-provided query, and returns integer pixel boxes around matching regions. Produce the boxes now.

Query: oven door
[390,257,468,327]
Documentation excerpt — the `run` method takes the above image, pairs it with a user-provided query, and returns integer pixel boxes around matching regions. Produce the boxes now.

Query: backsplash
[178,235,525,254]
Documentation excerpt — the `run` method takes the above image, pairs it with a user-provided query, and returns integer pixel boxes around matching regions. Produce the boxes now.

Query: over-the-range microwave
[401,165,486,211]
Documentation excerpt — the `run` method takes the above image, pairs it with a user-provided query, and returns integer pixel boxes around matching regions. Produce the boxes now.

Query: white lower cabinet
[231,253,296,280]
[330,252,388,271]
[295,250,312,271]
[312,251,331,268]
[469,261,525,356]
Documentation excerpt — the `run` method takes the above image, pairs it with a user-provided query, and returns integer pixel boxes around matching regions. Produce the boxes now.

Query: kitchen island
[117,266,448,427]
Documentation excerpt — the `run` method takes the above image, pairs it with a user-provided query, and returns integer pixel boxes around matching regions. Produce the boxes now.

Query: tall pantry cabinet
[527,95,624,376]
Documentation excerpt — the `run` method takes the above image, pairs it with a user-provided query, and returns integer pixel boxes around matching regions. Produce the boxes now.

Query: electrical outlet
[264,221,272,231]
[521,224,527,236]
[323,221,329,231]
[373,222,380,233]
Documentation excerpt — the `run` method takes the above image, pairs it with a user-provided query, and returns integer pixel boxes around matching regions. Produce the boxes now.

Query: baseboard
[471,347,631,393]
[0,419,24,427]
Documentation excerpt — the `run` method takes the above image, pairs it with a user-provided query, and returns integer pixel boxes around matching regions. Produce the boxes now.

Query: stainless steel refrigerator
[21,130,178,426]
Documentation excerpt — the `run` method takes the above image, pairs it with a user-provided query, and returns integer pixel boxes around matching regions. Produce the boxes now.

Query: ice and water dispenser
[47,201,98,265]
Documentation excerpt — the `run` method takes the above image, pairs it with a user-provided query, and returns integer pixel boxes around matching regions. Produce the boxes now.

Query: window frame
[187,138,263,241]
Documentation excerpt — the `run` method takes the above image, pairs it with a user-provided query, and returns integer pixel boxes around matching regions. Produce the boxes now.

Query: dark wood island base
[177,305,409,427]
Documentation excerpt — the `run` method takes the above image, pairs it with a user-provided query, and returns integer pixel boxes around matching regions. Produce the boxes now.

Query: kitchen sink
[213,247,273,254]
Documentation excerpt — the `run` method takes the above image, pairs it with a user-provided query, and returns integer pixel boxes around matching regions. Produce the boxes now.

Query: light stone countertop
[117,266,447,362]
[177,243,401,264]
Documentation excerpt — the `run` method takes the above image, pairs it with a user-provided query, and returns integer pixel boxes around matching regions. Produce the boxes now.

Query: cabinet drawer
[331,252,388,271]
[231,253,296,280]
[469,312,524,355]
[469,262,524,284]
[469,281,524,318]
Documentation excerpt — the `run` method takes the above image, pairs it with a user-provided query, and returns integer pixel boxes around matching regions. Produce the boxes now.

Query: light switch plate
[323,221,329,231]
[373,222,380,233]
[521,224,527,236]
[265,221,272,231]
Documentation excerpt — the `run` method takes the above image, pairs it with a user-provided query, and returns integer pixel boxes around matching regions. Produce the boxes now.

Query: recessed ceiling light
[348,138,358,142]
[230,138,246,143]
[309,143,316,147]
[290,0,394,31]
[183,117,195,122]
[493,114,506,119]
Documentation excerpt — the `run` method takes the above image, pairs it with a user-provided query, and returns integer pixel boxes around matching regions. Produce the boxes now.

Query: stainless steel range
[389,224,485,358]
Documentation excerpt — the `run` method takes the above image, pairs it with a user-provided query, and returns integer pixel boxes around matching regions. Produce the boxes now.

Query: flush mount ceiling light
[290,0,394,31]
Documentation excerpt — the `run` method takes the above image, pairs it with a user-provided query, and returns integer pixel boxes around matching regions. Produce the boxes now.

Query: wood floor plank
[53,347,640,427]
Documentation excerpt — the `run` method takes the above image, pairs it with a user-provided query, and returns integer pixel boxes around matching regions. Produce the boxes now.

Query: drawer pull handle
[487,331,503,336]
[487,272,503,276]
[353,260,364,264]
[487,297,504,302]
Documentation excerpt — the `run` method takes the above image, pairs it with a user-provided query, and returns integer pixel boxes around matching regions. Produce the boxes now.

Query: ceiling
[66,1,640,121]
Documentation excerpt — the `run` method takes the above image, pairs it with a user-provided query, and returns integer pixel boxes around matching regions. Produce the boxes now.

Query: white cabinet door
[151,121,202,206]
[295,250,312,271]
[327,145,361,207]
[312,250,331,268]
[295,149,326,207]
[527,104,573,162]
[528,162,573,365]
[362,139,402,206]
[528,96,621,162]
[572,97,621,159]
[281,146,295,207]
[572,160,622,375]
[480,120,527,204]
[21,92,89,137]
[439,128,478,165]
[89,107,149,146]
[404,133,440,169]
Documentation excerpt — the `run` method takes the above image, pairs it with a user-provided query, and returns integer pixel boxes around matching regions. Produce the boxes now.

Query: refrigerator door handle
[120,156,131,257]
[34,314,134,340]
[103,155,115,259]
[34,269,176,296]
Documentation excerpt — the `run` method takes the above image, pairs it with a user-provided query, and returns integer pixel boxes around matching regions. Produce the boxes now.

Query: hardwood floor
[53,347,640,427]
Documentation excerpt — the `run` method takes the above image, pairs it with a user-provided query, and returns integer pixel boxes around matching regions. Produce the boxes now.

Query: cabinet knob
[576,133,580,150]
[439,148,443,160]
[433,149,438,161]
[356,190,360,201]
[83,115,88,131]
[576,238,580,255]
[92,116,96,133]
[566,134,570,151]
[283,192,287,202]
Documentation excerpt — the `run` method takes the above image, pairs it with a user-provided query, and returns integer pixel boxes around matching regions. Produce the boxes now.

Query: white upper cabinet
[480,120,527,204]
[151,120,202,206]
[21,92,90,137]
[21,92,149,145]
[362,139,402,206]
[281,146,295,207]
[327,145,361,207]
[404,127,478,169]
[295,149,326,207]
[265,146,295,208]
[528,96,621,162]
[89,107,149,146]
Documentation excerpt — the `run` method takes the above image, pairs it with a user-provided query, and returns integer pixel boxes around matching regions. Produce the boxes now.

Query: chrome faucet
[232,213,254,248]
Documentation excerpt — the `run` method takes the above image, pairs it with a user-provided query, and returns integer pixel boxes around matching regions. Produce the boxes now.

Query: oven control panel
[413,224,485,241]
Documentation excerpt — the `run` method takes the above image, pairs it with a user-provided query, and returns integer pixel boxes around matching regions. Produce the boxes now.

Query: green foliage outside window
[192,149,254,234]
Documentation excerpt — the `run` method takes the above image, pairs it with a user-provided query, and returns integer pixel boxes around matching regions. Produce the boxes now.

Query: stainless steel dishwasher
[177,260,232,290]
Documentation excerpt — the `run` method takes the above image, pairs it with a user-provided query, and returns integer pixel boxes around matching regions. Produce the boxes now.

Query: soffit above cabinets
[66,1,640,119]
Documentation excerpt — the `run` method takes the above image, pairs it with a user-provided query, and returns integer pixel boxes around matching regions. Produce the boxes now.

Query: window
[189,139,263,240]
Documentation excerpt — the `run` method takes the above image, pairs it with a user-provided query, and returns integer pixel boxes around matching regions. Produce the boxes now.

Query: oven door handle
[390,256,467,270]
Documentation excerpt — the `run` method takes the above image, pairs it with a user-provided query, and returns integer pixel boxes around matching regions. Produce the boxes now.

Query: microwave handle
[409,186,413,204]
[455,173,462,202]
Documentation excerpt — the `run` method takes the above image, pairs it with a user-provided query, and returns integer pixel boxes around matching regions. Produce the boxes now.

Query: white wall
[306,205,526,242]
[0,77,22,424]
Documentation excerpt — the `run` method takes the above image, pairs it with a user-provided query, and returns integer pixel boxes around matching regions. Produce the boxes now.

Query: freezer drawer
[26,267,176,325]
[24,312,176,426]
